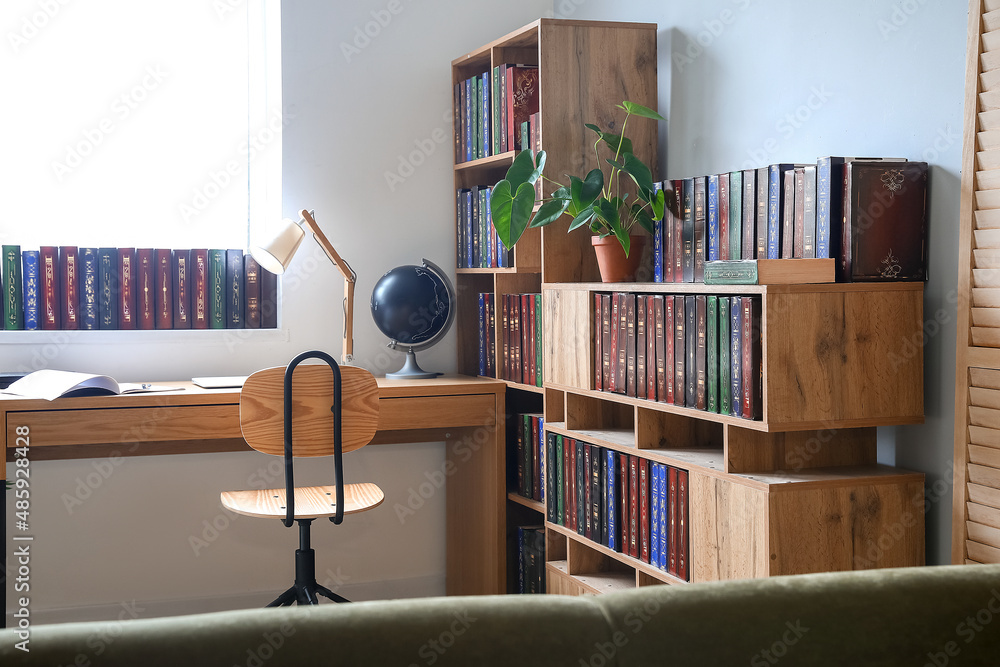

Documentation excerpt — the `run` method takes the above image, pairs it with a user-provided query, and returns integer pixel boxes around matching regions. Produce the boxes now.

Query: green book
[719,296,731,415]
[522,414,532,498]
[479,189,489,268]
[492,65,501,155]
[474,76,482,160]
[707,296,718,413]
[555,434,564,525]
[703,260,760,285]
[729,171,742,260]
[535,293,542,387]
[520,121,530,158]
[208,249,227,329]
[3,245,23,330]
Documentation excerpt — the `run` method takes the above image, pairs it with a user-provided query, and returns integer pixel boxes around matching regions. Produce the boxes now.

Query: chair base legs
[266,519,350,607]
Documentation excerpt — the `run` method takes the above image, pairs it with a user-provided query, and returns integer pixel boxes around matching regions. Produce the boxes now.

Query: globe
[370,259,455,379]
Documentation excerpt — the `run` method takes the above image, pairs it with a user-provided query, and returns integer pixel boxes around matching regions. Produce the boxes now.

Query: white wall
[3,0,969,622]
[561,0,965,564]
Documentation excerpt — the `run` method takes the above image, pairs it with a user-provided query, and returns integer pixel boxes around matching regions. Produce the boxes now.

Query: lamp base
[385,349,441,380]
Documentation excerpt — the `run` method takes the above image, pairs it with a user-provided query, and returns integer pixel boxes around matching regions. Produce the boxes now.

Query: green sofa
[3,564,1000,666]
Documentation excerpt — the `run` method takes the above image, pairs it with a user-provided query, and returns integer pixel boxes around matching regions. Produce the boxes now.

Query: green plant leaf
[491,179,516,249]
[596,198,621,231]
[618,101,666,121]
[506,149,539,188]
[568,206,596,232]
[651,188,665,220]
[586,124,633,156]
[615,227,631,257]
[570,169,603,212]
[509,182,537,243]
[621,153,654,199]
[531,196,571,228]
[632,203,656,235]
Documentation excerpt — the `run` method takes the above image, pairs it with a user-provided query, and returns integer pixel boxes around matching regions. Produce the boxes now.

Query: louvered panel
[972,327,1000,347]
[974,248,1000,267]
[975,228,1000,247]
[971,367,1000,388]
[976,167,1000,188]
[985,29,1000,53]
[972,268,1000,286]
[981,88,1000,111]
[968,521,1000,548]
[973,287,1000,307]
[969,501,1000,529]
[984,49,1000,73]
[980,110,1000,132]
[976,152,1000,173]
[973,308,1000,326]
[976,188,1000,209]
[969,462,1000,487]
[970,443,1000,467]
[970,386,1000,409]
[969,482,1000,509]
[970,424,1000,447]
[986,8,1000,32]
[970,405,1000,428]
[987,0,1000,14]
[976,208,1000,228]
[967,540,1000,563]
[980,129,1000,150]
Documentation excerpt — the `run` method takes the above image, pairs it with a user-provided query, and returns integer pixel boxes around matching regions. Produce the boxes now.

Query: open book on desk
[2,370,182,401]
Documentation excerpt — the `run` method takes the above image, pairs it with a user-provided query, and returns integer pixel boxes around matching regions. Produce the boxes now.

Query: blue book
[707,174,720,261]
[481,72,490,158]
[538,416,545,503]
[651,462,660,568]
[815,156,843,259]
[464,190,474,268]
[767,164,793,259]
[730,296,742,418]
[659,465,667,570]
[606,448,616,551]
[80,248,99,330]
[653,181,664,282]
[464,78,473,162]
[478,293,486,377]
[471,186,481,268]
[22,250,39,330]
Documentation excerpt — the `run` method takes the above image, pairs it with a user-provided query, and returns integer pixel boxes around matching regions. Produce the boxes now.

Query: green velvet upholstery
[3,565,999,666]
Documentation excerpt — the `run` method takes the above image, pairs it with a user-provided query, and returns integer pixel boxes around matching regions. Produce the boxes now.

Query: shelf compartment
[544,387,565,423]
[723,425,876,474]
[546,560,634,596]
[637,405,723,451]
[508,492,544,513]
[565,392,633,432]
[548,521,686,587]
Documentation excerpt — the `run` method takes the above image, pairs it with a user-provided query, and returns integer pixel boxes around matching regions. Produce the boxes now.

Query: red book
[512,295,522,383]
[594,293,602,391]
[668,466,678,576]
[563,436,571,526]
[485,293,495,378]
[118,248,136,330]
[583,444,593,539]
[618,453,629,557]
[137,249,155,330]
[244,253,261,329]
[521,294,531,384]
[646,295,657,400]
[172,249,191,329]
[191,249,209,329]
[629,455,639,558]
[696,295,707,410]
[506,66,539,151]
[635,295,645,400]
[672,180,684,282]
[616,293,628,395]
[155,249,173,329]
[661,296,673,404]
[625,293,637,397]
[741,296,762,420]
[678,468,689,581]
[673,296,685,406]
[601,295,611,392]
[59,246,79,330]
[793,167,806,258]
[501,295,509,380]
[608,294,619,393]
[39,246,60,330]
[639,458,650,563]
[527,293,536,385]
[568,438,577,532]
[719,172,730,261]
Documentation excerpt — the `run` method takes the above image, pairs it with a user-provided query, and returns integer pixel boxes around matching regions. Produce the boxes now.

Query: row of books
[457,186,511,269]
[508,412,545,502]
[515,525,546,594]
[595,292,762,420]
[652,158,928,283]
[1,246,277,331]
[478,292,543,386]
[544,433,690,581]
[454,64,538,164]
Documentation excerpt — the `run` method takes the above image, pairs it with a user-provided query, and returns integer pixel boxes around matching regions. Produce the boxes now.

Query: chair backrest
[240,363,379,457]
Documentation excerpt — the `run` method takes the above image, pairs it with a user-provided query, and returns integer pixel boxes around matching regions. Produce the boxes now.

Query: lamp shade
[249,218,306,274]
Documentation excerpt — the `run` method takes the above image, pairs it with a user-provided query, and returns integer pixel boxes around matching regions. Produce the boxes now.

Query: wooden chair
[221,350,382,606]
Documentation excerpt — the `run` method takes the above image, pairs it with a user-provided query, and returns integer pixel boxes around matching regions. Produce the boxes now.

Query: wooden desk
[1,375,506,624]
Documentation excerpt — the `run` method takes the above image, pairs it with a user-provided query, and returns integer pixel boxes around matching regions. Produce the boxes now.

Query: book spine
[695,295,707,410]
[707,173,720,262]
[583,444,593,539]
[756,166,769,259]
[567,438,577,531]
[626,293,637,398]
[479,293,487,377]
[517,526,526,594]
[519,415,530,497]
[556,435,565,526]
[464,78,473,162]
[794,167,806,258]
[707,295,718,413]
[608,294,618,393]
[98,248,118,330]
[617,293,629,394]
[684,295,697,408]
[646,295,656,401]
[731,296,743,417]
[80,248,99,330]
[719,173,730,261]
[538,415,545,503]
[576,440,586,536]
[513,294,523,384]
[600,294,611,392]
[629,455,639,558]
[591,444,601,545]
[803,165,817,258]
[535,293,542,387]
[767,165,781,259]
[651,462,660,569]
[594,293,602,390]
[59,246,79,330]
[261,267,278,329]
[546,432,556,523]
[782,169,795,259]
[639,457,650,563]
[136,249,155,330]
[694,176,707,282]
[463,190,473,269]
[118,248,136,330]
[662,181,676,283]
[172,249,191,329]
[719,296,731,416]
[673,296,685,406]
[481,71,490,158]
[471,186,481,268]
[191,249,209,329]
[498,65,507,153]
[815,156,844,259]
[522,293,531,385]
[3,245,24,329]
[678,469,689,581]
[22,251,39,330]
[702,261,758,285]
[207,249,226,329]
[660,296,671,404]
[668,466,678,576]
[618,453,628,555]
[742,296,761,419]
[454,82,461,164]
[244,254,261,329]
[728,171,740,260]
[653,181,664,282]
[487,293,495,378]
[226,249,244,329]
[635,295,646,399]
[742,169,756,259]
[40,246,60,330]
[156,249,173,329]
[606,448,616,550]
[682,178,695,282]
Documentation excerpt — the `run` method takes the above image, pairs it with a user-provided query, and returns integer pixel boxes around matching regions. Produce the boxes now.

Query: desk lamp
[250,209,356,364]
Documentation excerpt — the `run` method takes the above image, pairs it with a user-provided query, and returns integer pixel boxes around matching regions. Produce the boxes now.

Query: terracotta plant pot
[592,235,646,283]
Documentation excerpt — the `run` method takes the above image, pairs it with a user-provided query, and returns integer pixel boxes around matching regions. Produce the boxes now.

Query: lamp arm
[299,209,356,363]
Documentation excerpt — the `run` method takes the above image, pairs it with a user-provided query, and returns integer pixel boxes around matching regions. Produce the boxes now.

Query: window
[1,0,281,250]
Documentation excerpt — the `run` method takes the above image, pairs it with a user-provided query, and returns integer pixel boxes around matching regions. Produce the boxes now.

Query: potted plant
[491,100,667,282]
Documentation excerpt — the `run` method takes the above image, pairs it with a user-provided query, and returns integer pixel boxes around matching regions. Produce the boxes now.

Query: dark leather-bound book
[684,295,697,408]
[606,449,616,550]
[136,249,155,330]
[546,432,557,524]
[678,468,689,581]
[635,296,645,398]
[629,455,639,558]
[803,165,817,258]
[673,295,685,406]
[600,447,609,546]
[662,181,677,282]
[719,296,731,416]
[694,176,707,281]
[22,250,38,330]
[741,296,762,420]
[567,438,577,531]
[512,294,522,384]
[707,173,720,262]
[782,169,795,258]
[615,292,628,394]
[658,295,670,404]
[531,415,542,502]
[618,453,629,555]
[626,293,637,398]
[244,253,261,329]
[562,437,571,526]
[793,168,806,258]
[155,249,173,329]
[500,294,509,380]
[118,248,136,330]
[97,248,118,330]
[58,246,79,330]
[40,246,60,330]
[191,249,209,329]
[601,294,611,391]
[742,169,756,259]
[594,293,602,390]
[755,166,769,259]
[719,173,731,260]
[506,66,538,151]
[695,295,707,410]
[707,296,718,414]
[731,296,743,418]
[79,248,99,330]
[767,164,794,259]
[646,295,656,401]
[260,266,278,329]
[608,294,619,393]
[727,171,740,260]
[591,444,602,545]
[668,466,678,576]
[3,245,23,329]
[583,443,593,539]
[172,249,190,329]
[576,440,586,536]
[526,293,535,386]
[681,178,695,282]
[843,161,928,281]
[639,457,650,564]
[672,179,685,282]
[225,249,244,328]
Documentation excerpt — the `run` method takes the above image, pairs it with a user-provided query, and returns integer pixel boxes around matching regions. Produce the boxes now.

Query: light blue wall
[563,0,967,564]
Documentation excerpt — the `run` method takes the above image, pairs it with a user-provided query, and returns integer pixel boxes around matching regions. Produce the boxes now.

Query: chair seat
[221,483,385,520]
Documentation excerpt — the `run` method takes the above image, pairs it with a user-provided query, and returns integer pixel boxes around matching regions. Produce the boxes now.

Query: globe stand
[385,347,441,380]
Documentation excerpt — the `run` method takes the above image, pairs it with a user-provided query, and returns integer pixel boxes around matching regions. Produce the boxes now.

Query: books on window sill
[1,247,278,331]
[594,292,762,421]
[545,433,689,581]
[651,157,927,285]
